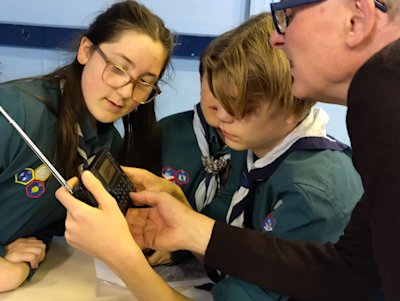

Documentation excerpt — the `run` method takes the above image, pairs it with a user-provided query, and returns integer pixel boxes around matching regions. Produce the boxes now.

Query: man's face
[269,0,352,104]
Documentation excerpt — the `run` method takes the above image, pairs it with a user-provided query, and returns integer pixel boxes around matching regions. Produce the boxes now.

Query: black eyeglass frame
[270,0,388,35]
[93,45,161,104]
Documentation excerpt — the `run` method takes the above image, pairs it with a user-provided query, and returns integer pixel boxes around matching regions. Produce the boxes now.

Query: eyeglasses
[270,0,388,35]
[94,46,161,104]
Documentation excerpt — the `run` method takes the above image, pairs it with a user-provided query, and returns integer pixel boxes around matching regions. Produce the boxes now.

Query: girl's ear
[77,36,94,65]
[346,0,376,48]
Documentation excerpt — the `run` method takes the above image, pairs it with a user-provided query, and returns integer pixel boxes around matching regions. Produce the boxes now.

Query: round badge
[262,213,277,232]
[161,166,175,180]
[175,169,190,185]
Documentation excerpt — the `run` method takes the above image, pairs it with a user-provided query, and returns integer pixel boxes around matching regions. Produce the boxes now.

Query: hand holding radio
[56,171,140,261]
[73,150,136,215]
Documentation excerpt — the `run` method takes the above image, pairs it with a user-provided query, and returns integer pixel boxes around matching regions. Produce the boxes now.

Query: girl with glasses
[0,0,172,292]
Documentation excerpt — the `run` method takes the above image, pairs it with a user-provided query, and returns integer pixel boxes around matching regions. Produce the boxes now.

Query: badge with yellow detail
[26,180,46,198]
[15,164,49,199]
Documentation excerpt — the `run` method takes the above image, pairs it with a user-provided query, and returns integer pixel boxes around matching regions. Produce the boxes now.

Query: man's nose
[269,30,285,49]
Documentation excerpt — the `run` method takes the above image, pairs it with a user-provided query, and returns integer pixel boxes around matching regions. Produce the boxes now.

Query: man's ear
[346,0,376,48]
[77,36,93,65]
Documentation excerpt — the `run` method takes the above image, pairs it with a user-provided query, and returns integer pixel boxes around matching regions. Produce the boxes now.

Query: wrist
[105,239,143,274]
[183,210,215,255]
[0,259,30,291]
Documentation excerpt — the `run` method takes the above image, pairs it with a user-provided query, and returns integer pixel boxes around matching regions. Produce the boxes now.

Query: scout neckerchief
[76,123,95,173]
[60,80,94,173]
[226,107,349,228]
[192,103,231,211]
[227,136,349,227]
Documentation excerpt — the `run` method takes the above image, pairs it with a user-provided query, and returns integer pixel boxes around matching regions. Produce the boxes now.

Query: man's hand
[127,190,215,255]
[122,167,191,207]
[5,237,46,269]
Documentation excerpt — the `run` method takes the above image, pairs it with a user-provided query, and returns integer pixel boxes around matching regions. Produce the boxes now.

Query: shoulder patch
[35,164,51,181]
[26,180,46,198]
[161,166,175,180]
[15,168,35,185]
[175,169,190,185]
[262,213,277,232]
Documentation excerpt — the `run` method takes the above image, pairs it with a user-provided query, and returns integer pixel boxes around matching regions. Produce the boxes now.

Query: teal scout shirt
[0,79,123,247]
[212,149,364,301]
[159,109,246,221]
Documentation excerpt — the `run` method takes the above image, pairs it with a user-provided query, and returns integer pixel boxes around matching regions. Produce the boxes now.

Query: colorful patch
[161,166,175,180]
[15,168,35,185]
[35,164,51,181]
[262,213,277,232]
[26,180,46,199]
[175,169,190,185]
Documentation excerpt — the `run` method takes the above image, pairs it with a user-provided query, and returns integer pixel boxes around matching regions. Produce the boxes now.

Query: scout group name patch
[161,166,190,186]
[15,164,50,199]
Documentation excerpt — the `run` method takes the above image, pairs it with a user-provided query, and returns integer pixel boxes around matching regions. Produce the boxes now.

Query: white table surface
[0,237,212,301]
[0,237,134,301]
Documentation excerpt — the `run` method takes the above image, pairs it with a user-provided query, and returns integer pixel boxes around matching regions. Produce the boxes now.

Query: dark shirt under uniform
[204,38,400,301]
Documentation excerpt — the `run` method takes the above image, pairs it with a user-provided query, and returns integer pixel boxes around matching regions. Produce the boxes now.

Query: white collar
[248,107,333,169]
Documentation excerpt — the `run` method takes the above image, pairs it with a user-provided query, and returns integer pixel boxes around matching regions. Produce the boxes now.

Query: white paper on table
[94,257,212,300]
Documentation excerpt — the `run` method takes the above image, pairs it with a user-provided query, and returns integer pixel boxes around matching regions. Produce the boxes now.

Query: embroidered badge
[175,169,190,185]
[35,164,51,181]
[26,180,46,198]
[161,166,175,180]
[15,168,35,185]
[262,213,277,232]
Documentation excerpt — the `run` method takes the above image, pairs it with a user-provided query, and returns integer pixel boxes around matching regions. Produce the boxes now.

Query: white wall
[0,0,350,144]
[0,0,248,119]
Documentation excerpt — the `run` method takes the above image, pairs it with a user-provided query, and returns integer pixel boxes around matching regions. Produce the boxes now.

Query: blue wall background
[0,0,350,144]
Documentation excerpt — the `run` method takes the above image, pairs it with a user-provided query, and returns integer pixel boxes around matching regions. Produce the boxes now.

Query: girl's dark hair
[42,0,173,177]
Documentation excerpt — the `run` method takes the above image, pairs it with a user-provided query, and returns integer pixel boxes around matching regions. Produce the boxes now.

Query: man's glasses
[270,0,388,35]
[94,46,161,104]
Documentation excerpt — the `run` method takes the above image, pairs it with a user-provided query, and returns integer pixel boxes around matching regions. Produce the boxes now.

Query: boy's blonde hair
[203,13,315,119]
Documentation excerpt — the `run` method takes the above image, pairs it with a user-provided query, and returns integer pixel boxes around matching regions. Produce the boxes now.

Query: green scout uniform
[211,108,364,301]
[159,103,246,222]
[0,79,123,249]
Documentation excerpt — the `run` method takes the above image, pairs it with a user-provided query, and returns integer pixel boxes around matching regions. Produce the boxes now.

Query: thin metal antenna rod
[0,105,73,194]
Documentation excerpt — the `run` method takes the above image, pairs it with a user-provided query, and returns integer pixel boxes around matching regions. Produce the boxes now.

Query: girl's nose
[116,82,135,100]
